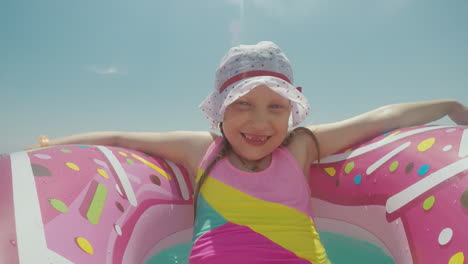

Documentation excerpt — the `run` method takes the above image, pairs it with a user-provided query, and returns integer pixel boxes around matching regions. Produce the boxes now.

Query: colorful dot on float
[150,174,161,185]
[418,164,430,176]
[75,237,94,255]
[116,202,124,212]
[344,162,355,174]
[131,153,172,180]
[448,252,464,264]
[438,227,453,246]
[66,162,80,171]
[93,159,107,167]
[423,196,435,211]
[60,149,72,153]
[97,168,109,179]
[126,158,135,165]
[31,164,52,177]
[119,152,128,157]
[353,175,362,185]
[443,145,453,152]
[33,154,51,159]
[114,224,122,236]
[405,162,414,173]
[86,183,108,225]
[389,161,399,172]
[324,167,336,177]
[417,137,436,152]
[49,199,69,213]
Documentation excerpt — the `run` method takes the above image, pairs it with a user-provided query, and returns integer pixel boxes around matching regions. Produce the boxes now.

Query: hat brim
[200,76,310,131]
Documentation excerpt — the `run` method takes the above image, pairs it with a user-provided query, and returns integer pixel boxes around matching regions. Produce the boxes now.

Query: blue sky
[2,0,467,154]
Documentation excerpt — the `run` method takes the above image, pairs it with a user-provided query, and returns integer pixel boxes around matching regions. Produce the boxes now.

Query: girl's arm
[28,131,216,175]
[306,100,467,160]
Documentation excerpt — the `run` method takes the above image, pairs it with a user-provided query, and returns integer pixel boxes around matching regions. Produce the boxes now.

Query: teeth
[244,134,268,141]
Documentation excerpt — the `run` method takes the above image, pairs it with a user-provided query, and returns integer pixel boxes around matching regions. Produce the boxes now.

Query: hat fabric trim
[219,70,291,93]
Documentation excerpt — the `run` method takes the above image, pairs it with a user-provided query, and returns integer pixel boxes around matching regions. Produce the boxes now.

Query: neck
[229,151,271,172]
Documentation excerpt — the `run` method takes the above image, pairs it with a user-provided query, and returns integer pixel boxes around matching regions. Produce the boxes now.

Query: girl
[30,41,467,264]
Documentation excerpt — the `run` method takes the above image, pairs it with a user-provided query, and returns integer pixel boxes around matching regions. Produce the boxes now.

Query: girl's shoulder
[286,128,319,171]
[182,131,218,173]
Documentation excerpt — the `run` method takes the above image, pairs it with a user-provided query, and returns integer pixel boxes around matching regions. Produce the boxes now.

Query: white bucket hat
[199,41,310,131]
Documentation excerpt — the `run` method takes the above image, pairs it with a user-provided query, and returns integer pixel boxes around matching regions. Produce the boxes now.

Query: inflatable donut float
[0,125,467,264]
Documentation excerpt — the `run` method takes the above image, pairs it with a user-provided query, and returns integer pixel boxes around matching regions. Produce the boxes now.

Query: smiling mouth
[241,133,271,145]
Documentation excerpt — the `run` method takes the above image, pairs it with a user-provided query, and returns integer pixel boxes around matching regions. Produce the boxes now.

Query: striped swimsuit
[189,138,330,264]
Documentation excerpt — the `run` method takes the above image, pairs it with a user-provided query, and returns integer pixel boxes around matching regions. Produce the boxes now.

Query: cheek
[276,117,291,138]
[223,106,242,121]
[220,119,239,141]
[276,112,291,127]
[278,125,289,139]
[223,109,250,129]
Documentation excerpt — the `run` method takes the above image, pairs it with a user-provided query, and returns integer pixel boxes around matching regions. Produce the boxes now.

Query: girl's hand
[448,102,468,125]
[25,136,49,150]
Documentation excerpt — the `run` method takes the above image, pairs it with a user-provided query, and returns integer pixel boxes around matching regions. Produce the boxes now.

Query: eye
[270,104,283,109]
[236,101,250,106]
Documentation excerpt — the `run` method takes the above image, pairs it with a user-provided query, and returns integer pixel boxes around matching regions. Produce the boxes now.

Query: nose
[248,108,271,131]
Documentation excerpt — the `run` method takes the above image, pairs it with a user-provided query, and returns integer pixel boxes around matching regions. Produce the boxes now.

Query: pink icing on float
[1,145,194,264]
[310,125,468,264]
[0,125,466,263]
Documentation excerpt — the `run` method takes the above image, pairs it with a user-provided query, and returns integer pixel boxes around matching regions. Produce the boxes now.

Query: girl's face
[223,85,291,160]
